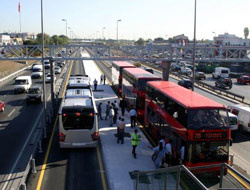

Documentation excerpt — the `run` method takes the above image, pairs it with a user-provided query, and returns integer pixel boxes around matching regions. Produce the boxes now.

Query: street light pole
[41,0,47,137]
[68,27,71,38]
[102,27,106,40]
[192,0,197,91]
[62,19,67,37]
[117,19,121,45]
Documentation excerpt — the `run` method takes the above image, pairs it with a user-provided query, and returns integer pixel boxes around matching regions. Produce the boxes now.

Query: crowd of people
[152,137,185,169]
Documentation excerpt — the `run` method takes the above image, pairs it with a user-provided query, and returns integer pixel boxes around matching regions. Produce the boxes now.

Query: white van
[228,112,238,137]
[14,76,32,93]
[228,104,250,133]
[31,64,43,78]
[212,67,230,79]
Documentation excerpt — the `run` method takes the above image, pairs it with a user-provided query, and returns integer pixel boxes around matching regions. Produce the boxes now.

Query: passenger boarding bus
[145,81,230,172]
[122,67,161,118]
[111,61,135,96]
[59,88,98,148]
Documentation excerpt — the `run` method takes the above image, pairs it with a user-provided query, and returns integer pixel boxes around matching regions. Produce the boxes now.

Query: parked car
[195,71,206,80]
[0,100,5,112]
[46,73,56,83]
[237,75,250,85]
[178,78,193,89]
[26,86,43,104]
[215,77,232,89]
[54,66,61,74]
[180,67,192,76]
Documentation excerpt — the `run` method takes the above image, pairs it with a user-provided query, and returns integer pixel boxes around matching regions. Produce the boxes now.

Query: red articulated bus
[111,61,135,96]
[145,81,230,171]
[122,68,161,119]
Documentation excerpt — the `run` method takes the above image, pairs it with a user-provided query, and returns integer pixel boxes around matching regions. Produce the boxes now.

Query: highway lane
[27,52,105,190]
[0,64,65,188]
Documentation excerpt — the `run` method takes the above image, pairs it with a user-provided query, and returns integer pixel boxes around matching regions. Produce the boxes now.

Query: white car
[46,73,56,83]
[180,67,192,76]
[54,66,61,74]
[31,64,43,78]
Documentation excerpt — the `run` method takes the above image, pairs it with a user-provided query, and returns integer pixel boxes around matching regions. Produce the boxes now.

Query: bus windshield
[62,107,94,130]
[188,109,228,129]
[189,141,229,163]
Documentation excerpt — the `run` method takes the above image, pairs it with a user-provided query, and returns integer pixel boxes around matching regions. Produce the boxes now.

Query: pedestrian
[116,116,122,135]
[165,139,173,166]
[129,107,137,128]
[93,78,98,91]
[131,129,140,159]
[100,74,103,84]
[105,101,111,120]
[119,96,127,116]
[97,102,103,120]
[109,107,115,126]
[113,103,119,124]
[114,100,119,108]
[103,75,106,85]
[152,142,165,168]
[179,142,185,165]
[117,118,125,144]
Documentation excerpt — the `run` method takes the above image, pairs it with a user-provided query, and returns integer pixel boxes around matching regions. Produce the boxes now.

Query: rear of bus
[59,98,99,148]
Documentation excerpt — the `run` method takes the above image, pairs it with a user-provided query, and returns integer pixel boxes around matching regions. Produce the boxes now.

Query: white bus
[59,88,99,148]
[67,75,90,89]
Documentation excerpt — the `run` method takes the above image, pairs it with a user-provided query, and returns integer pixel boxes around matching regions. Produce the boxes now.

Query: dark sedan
[178,79,193,89]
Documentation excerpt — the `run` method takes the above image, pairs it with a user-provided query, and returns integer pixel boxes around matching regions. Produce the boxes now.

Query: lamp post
[117,19,122,45]
[96,31,99,40]
[61,19,67,37]
[68,27,71,38]
[102,27,106,40]
[41,0,47,138]
[212,31,216,41]
[192,0,197,91]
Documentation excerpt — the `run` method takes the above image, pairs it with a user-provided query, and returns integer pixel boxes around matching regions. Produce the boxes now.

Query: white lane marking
[7,109,16,117]
[2,108,44,190]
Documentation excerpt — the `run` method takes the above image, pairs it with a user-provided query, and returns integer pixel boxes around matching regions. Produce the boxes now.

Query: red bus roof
[112,61,135,68]
[123,68,161,79]
[147,81,225,109]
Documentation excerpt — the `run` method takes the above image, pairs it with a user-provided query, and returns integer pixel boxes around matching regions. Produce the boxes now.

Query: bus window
[62,108,94,130]
[188,109,228,129]
[189,141,229,163]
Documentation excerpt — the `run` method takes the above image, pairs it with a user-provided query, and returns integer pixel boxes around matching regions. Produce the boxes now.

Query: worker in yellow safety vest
[131,129,140,159]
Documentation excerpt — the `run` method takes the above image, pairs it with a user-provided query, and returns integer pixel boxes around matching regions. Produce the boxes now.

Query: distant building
[214,33,250,46]
[0,35,11,45]
[172,34,189,46]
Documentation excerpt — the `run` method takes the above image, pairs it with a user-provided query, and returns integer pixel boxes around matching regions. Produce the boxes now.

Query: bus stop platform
[83,58,250,190]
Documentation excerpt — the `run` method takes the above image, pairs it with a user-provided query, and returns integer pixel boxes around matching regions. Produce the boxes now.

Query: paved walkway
[83,52,155,189]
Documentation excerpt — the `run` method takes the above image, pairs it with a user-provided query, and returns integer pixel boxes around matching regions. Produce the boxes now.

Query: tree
[135,38,145,46]
[134,62,141,67]
[244,27,249,39]
[154,37,164,42]
[36,33,50,45]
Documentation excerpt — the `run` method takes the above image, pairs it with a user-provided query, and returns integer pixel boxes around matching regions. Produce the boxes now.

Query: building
[0,35,11,45]
[172,34,189,46]
[214,33,250,46]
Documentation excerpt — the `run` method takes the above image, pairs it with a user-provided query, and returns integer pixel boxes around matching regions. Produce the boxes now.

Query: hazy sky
[1,0,250,40]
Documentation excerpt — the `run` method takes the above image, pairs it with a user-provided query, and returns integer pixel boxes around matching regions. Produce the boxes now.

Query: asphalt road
[0,65,58,187]
[26,52,105,190]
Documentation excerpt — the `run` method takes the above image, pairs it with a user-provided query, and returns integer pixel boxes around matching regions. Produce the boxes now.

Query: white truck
[228,104,250,133]
[14,76,32,93]
[212,67,230,79]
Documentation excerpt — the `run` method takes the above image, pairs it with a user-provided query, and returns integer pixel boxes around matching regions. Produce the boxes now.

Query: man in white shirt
[129,107,137,128]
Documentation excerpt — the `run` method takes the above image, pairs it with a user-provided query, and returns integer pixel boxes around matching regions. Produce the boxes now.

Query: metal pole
[50,58,55,114]
[41,0,47,134]
[192,0,197,91]
[66,20,68,37]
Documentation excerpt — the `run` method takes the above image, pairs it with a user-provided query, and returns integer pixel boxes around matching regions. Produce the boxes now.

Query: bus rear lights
[89,113,94,116]
[75,112,81,116]
[91,132,99,141]
[59,132,66,142]
[63,113,67,117]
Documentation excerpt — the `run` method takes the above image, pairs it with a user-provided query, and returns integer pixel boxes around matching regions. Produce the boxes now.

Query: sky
[1,0,250,40]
